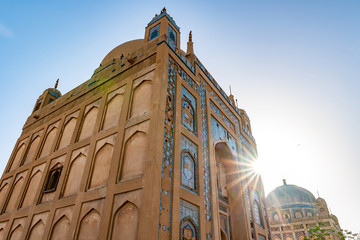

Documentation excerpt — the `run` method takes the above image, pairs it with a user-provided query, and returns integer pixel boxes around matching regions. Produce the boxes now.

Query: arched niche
[28,220,45,240]
[63,153,86,197]
[79,106,99,141]
[181,98,196,133]
[214,141,242,239]
[23,136,41,165]
[180,217,198,240]
[50,215,70,240]
[295,211,303,219]
[130,80,152,118]
[0,183,9,209]
[253,199,264,228]
[90,143,114,188]
[285,236,293,240]
[297,234,305,240]
[111,201,139,240]
[6,177,24,212]
[0,228,4,240]
[9,224,23,240]
[9,143,26,171]
[220,229,227,240]
[58,117,77,149]
[120,131,147,181]
[181,151,196,191]
[22,170,42,207]
[102,91,125,130]
[40,127,58,158]
[77,208,101,240]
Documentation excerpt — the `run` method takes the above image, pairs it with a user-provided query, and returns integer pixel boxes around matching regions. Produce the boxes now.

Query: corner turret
[32,79,62,114]
[144,8,180,50]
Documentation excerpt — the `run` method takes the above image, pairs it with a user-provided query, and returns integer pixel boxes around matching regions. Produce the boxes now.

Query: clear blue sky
[1,0,359,233]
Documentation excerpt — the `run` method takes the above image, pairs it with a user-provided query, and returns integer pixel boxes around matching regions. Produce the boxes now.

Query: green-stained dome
[266,181,316,208]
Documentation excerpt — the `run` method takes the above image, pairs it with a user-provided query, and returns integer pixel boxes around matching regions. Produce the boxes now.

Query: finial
[161,7,166,13]
[236,99,239,108]
[189,31,192,42]
[317,190,320,198]
[55,78,59,89]
[229,85,232,95]
[283,179,287,185]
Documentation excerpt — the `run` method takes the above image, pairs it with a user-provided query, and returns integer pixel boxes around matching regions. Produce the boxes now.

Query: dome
[101,39,145,65]
[266,181,316,208]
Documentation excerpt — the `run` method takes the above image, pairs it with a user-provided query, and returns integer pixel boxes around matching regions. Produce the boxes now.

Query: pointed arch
[130,80,152,117]
[44,164,63,193]
[6,177,24,212]
[23,136,41,165]
[22,169,43,207]
[220,229,228,240]
[28,220,45,240]
[40,127,58,158]
[63,153,86,197]
[111,201,139,240]
[90,143,114,188]
[9,224,23,240]
[182,97,196,133]
[79,106,99,141]
[120,131,147,180]
[180,217,198,240]
[102,93,124,130]
[58,117,77,149]
[50,215,70,240]
[0,228,4,240]
[181,150,197,191]
[77,208,101,240]
[9,143,26,171]
[0,182,9,209]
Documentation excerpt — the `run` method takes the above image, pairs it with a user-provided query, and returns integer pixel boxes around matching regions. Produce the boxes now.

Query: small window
[44,166,62,193]
[149,24,160,41]
[33,99,43,112]
[48,98,54,103]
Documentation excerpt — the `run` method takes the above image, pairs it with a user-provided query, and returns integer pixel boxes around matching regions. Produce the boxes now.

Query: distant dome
[101,39,145,65]
[266,182,316,208]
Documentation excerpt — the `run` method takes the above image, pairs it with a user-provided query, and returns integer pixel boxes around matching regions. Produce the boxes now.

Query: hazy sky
[0,0,359,233]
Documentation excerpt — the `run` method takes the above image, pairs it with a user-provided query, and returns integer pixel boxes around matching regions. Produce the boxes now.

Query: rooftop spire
[283,179,287,185]
[55,78,59,89]
[186,30,194,57]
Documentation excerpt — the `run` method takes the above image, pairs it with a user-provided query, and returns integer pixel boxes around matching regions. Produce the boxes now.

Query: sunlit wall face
[0,0,359,233]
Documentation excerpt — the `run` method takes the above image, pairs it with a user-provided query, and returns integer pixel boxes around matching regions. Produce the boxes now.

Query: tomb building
[267,180,341,240]
[0,9,269,239]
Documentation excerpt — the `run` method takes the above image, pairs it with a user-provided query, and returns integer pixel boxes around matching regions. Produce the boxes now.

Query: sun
[251,158,265,176]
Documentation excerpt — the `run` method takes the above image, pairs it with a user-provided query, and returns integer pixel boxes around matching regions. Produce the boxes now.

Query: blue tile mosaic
[181,135,198,193]
[180,199,200,227]
[181,86,197,135]
[210,117,238,161]
[158,56,177,239]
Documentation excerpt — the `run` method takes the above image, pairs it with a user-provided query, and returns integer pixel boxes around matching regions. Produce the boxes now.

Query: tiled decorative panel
[180,199,199,227]
[199,77,213,239]
[181,135,198,192]
[181,86,197,135]
[158,56,177,239]
[211,117,238,161]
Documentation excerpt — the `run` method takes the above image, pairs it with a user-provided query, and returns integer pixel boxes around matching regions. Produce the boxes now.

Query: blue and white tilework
[180,199,200,227]
[199,77,213,239]
[181,86,197,135]
[211,117,238,161]
[181,135,198,192]
[158,56,177,238]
